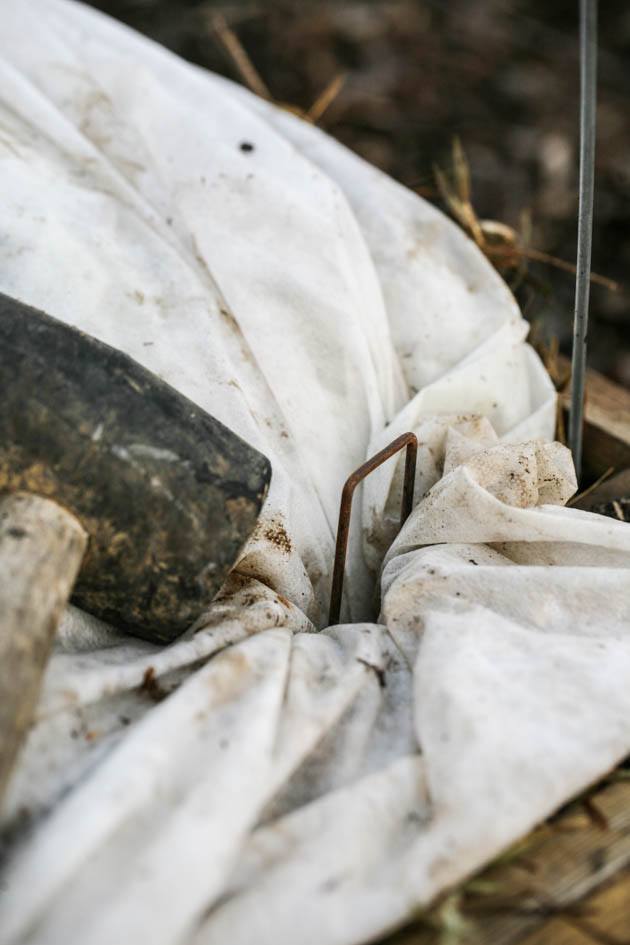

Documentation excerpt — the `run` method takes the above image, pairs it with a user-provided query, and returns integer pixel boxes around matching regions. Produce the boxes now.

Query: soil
[85,0,630,386]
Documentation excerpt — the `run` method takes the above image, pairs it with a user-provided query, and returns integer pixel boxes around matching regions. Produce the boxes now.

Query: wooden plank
[380,780,630,945]
[575,868,630,944]
[558,354,630,477]
[519,918,600,945]
[0,493,86,802]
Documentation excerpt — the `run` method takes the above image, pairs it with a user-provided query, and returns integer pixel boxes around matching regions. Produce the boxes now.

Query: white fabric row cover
[1,3,629,945]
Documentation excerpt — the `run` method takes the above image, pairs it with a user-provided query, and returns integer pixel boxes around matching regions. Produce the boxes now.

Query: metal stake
[328,432,418,626]
[569,0,598,480]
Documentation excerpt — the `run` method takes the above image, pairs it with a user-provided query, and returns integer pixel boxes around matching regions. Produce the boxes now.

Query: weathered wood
[0,493,86,804]
[380,780,630,945]
[575,867,630,943]
[519,918,600,945]
[559,354,630,478]
[0,294,271,642]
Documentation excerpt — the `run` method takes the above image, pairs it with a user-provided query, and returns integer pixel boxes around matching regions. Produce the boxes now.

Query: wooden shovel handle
[0,493,86,805]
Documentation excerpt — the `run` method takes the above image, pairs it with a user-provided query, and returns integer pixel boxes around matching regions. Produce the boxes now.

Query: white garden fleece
[1,4,629,945]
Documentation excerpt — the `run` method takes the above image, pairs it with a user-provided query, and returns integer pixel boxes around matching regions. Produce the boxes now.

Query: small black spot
[469,558,478,566]
[239,141,255,153]
[166,217,173,226]
[8,527,26,539]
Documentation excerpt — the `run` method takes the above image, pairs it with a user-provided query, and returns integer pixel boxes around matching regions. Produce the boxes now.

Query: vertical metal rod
[569,0,598,480]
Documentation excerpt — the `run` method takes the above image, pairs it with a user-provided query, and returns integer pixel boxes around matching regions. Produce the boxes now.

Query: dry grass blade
[434,140,485,246]
[490,244,620,291]
[452,137,471,204]
[567,466,615,506]
[210,14,346,126]
[434,139,621,294]
[307,73,346,124]
[612,499,625,521]
[530,331,571,391]
[211,11,272,101]
[433,165,460,216]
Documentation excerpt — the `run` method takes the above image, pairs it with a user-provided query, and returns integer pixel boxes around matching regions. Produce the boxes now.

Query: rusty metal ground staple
[329,432,418,626]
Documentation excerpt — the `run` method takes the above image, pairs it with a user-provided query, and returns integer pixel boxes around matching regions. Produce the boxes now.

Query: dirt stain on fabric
[263,520,292,554]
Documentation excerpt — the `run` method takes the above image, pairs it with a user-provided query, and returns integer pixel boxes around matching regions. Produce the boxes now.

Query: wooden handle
[0,493,87,804]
